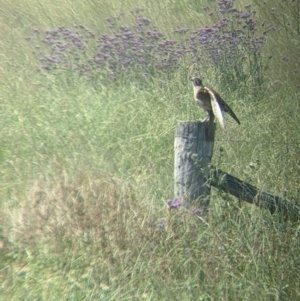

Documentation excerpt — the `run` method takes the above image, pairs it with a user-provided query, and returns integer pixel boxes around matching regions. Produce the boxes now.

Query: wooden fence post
[173,121,300,221]
[174,121,216,212]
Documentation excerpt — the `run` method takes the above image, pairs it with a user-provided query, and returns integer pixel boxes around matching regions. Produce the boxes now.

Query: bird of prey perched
[190,77,240,131]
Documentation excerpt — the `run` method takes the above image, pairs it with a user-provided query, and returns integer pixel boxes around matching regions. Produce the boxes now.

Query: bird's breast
[194,89,212,111]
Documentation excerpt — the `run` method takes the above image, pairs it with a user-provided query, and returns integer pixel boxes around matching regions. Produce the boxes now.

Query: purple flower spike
[166,198,182,209]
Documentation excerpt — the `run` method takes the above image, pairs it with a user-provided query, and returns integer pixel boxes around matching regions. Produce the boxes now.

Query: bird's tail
[223,104,240,125]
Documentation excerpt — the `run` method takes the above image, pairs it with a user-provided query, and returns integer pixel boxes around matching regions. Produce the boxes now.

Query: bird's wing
[210,88,240,125]
[205,86,226,131]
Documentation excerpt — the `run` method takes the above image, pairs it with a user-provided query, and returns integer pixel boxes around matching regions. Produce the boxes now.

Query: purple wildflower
[166,198,182,209]
[25,2,274,87]
[157,220,167,228]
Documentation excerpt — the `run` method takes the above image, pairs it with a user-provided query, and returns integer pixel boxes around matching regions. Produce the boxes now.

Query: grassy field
[1,0,300,300]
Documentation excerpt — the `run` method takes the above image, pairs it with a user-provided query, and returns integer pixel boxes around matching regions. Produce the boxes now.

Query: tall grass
[1,0,300,300]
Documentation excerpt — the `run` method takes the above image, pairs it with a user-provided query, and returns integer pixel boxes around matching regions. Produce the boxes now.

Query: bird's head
[190,77,203,87]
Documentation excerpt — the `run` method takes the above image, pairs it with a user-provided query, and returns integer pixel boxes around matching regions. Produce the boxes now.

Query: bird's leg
[201,111,214,122]
[208,111,214,124]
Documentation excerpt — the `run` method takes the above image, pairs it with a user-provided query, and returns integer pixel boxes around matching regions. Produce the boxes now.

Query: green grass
[1,0,300,300]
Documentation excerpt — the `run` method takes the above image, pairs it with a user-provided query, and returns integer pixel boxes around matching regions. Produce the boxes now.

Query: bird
[190,77,240,131]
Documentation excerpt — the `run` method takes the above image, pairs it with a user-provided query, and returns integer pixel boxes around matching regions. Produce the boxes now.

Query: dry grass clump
[7,171,143,250]
[2,170,300,299]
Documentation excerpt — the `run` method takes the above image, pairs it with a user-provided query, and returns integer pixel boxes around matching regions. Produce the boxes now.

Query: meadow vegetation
[1,0,300,300]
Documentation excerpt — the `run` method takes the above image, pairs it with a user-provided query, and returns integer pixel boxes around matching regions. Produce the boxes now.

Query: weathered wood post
[174,121,216,212]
